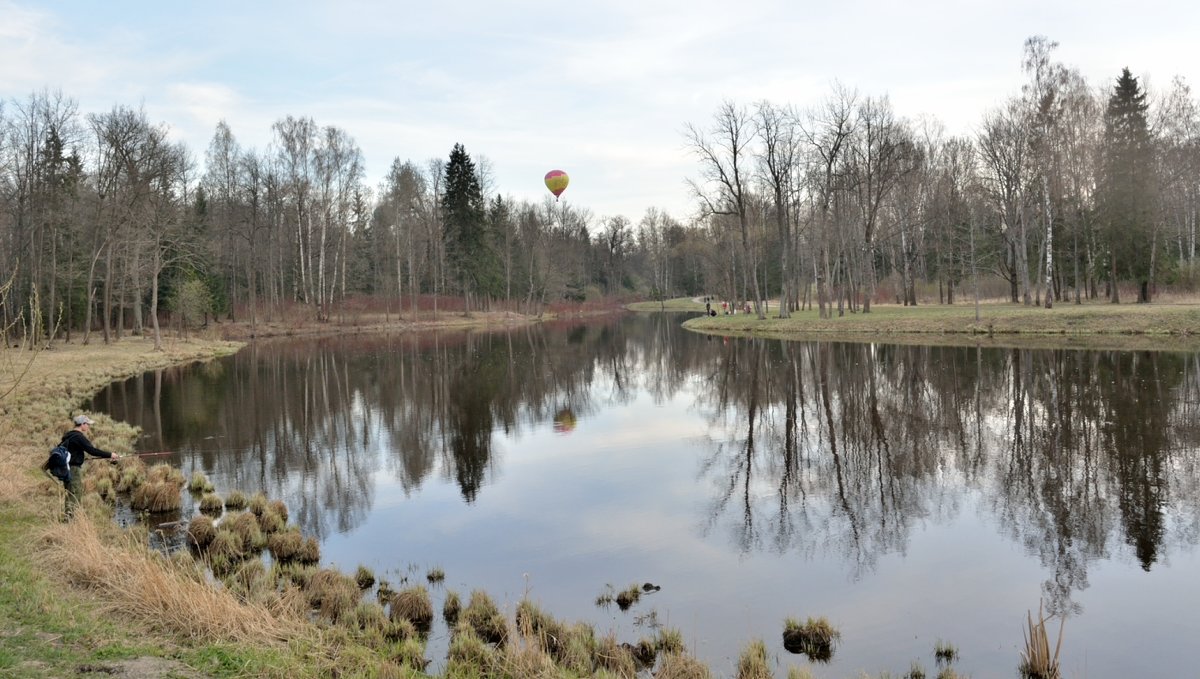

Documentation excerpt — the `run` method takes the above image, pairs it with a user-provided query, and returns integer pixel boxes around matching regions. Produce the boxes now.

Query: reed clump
[443,589,462,626]
[224,490,248,510]
[355,565,376,590]
[390,637,428,671]
[783,616,840,662]
[934,640,959,664]
[297,535,320,564]
[616,583,642,610]
[657,626,686,655]
[655,651,713,679]
[255,506,284,534]
[224,511,266,552]
[187,470,213,493]
[198,492,224,514]
[462,589,508,645]
[247,491,269,516]
[146,462,185,486]
[307,568,362,624]
[1019,601,1064,679]
[130,480,182,512]
[388,585,434,631]
[426,566,445,583]
[447,623,498,675]
[736,639,771,679]
[115,464,147,493]
[267,527,304,562]
[268,499,289,522]
[186,514,216,548]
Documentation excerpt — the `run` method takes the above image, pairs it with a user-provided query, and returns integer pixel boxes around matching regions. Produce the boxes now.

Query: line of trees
[2,37,1197,347]
[685,37,1200,317]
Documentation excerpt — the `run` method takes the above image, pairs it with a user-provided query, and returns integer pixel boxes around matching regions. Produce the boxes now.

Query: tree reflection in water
[696,339,1200,615]
[92,317,1200,619]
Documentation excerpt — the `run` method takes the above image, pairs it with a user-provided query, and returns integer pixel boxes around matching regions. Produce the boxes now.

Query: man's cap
[73,415,94,426]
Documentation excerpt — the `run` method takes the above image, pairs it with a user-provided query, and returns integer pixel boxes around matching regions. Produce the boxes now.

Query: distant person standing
[60,415,119,517]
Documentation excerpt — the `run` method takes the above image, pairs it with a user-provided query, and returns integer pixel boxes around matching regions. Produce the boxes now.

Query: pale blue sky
[2,0,1196,224]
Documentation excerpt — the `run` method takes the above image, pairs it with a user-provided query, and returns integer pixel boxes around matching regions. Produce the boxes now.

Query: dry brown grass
[1020,601,1064,679]
[130,480,183,512]
[462,589,508,645]
[268,499,289,522]
[306,568,362,624]
[736,639,772,679]
[389,585,434,630]
[36,513,300,643]
[655,652,713,679]
[186,514,216,548]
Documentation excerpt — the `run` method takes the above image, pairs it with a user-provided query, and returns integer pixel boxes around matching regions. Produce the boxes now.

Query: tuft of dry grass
[426,566,445,583]
[267,528,304,562]
[462,589,508,645]
[255,506,284,534]
[306,568,362,624]
[934,640,959,664]
[187,514,216,548]
[36,512,300,643]
[736,639,771,679]
[616,583,642,610]
[594,633,637,677]
[783,616,840,662]
[224,490,248,510]
[655,651,713,679]
[268,499,289,522]
[187,470,213,493]
[1019,601,1064,679]
[198,492,224,514]
[355,564,376,590]
[247,491,269,516]
[443,589,462,627]
[130,480,183,512]
[297,535,320,564]
[389,585,434,630]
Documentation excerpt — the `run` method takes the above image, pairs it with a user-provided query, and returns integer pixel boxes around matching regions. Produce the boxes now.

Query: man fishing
[60,415,120,517]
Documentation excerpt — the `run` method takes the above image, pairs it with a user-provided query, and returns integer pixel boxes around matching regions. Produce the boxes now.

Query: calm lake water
[90,313,1200,678]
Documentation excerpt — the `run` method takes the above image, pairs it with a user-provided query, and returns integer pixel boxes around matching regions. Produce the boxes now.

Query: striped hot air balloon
[544,169,569,200]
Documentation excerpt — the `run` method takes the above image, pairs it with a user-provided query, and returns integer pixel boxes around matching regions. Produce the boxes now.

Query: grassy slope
[0,336,303,678]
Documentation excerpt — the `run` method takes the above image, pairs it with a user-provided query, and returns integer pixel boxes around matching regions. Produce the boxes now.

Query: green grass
[0,505,195,677]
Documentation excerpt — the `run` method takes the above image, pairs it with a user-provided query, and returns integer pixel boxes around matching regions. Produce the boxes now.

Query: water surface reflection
[92,315,1200,678]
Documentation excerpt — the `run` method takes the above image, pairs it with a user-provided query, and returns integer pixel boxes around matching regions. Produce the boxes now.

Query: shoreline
[626,298,1200,352]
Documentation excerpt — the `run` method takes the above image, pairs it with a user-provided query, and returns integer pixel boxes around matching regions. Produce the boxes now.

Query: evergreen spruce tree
[1100,68,1157,302]
[441,143,490,304]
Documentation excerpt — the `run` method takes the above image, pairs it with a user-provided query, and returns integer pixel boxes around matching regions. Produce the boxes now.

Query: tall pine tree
[1100,68,1157,302]
[441,143,498,304]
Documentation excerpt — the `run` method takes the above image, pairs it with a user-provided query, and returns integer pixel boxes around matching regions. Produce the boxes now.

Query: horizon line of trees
[1,36,1197,348]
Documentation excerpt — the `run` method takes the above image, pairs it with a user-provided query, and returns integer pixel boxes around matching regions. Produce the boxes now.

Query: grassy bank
[680,300,1200,351]
[625,297,707,312]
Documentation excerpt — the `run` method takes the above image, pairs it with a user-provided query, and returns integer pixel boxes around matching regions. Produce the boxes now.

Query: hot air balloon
[544,170,569,200]
[553,408,577,434]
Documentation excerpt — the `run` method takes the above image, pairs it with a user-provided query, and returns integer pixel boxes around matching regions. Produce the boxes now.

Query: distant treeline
[1,36,1197,344]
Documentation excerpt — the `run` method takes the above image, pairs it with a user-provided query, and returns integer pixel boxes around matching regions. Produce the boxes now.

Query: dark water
[90,313,1200,678]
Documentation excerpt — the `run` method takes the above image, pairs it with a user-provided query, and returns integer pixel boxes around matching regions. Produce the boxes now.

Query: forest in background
[1,36,1197,347]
